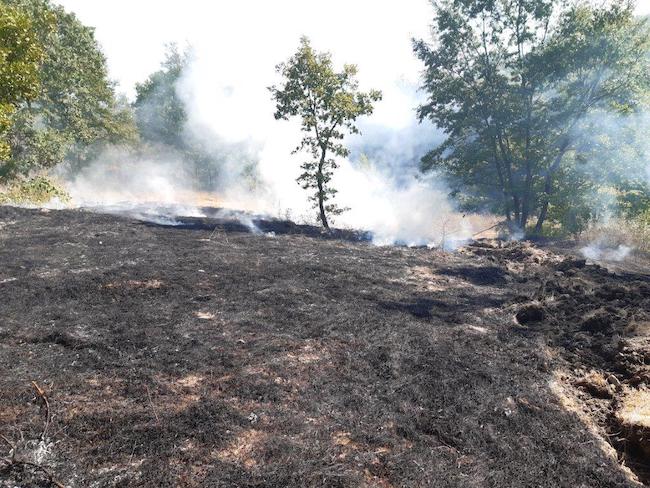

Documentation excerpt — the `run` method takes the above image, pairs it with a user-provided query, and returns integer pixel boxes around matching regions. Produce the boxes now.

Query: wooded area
[1,0,649,237]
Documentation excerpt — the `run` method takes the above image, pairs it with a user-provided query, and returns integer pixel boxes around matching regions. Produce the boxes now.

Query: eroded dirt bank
[1,206,649,487]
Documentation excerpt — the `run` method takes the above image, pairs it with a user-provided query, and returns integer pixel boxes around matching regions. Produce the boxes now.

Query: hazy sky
[55,0,650,102]
[55,0,434,103]
[639,1,650,15]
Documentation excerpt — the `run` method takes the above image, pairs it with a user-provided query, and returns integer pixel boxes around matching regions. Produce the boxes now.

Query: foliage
[629,210,650,252]
[415,0,650,235]
[1,0,137,181]
[270,37,381,229]
[133,45,229,190]
[0,3,44,162]
[134,44,188,148]
[0,174,69,204]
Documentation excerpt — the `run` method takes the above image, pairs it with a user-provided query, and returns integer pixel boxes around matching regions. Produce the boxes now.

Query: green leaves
[270,37,381,228]
[0,3,43,164]
[1,0,137,181]
[0,5,43,104]
[415,0,650,235]
[0,174,69,204]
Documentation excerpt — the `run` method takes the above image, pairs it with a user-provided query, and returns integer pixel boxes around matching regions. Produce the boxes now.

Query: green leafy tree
[1,0,137,180]
[134,44,188,148]
[0,3,44,163]
[133,45,226,189]
[415,0,650,235]
[270,37,381,230]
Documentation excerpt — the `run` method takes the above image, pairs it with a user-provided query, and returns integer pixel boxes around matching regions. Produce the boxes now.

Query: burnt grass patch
[0,206,649,487]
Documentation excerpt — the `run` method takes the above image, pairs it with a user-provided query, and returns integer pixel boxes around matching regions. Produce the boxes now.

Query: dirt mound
[506,247,650,483]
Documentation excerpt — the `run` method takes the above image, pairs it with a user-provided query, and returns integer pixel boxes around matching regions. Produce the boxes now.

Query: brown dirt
[0,206,649,487]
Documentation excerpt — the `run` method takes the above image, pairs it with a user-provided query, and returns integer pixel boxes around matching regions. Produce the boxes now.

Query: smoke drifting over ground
[571,110,650,260]
[581,242,633,262]
[172,44,472,247]
[57,2,479,248]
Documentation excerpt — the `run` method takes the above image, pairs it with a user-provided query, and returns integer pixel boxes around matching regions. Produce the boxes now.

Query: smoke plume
[53,1,486,247]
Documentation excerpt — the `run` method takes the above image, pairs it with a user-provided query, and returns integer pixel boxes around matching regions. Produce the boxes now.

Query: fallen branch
[472,222,501,238]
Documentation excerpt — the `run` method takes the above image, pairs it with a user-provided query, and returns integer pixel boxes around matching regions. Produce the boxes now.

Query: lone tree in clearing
[270,37,381,230]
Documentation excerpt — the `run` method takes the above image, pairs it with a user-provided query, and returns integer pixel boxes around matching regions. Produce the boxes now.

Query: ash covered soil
[1,206,650,488]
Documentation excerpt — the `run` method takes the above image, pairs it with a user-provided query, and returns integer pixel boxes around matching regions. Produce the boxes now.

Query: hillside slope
[1,206,649,487]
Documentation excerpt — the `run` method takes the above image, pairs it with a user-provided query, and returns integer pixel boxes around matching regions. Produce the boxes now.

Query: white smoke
[571,109,650,260]
[174,39,475,247]
[61,147,207,223]
[53,0,481,247]
[581,242,633,262]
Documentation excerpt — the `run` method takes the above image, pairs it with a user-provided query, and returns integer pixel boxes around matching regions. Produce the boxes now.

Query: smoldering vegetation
[45,34,481,249]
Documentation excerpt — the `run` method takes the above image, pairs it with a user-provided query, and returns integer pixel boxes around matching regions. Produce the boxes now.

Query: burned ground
[1,206,649,487]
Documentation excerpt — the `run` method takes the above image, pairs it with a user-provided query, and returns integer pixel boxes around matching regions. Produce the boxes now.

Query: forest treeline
[1,0,649,237]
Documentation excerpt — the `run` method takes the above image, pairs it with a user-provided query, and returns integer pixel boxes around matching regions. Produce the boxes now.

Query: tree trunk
[520,129,533,230]
[317,148,329,231]
[512,195,521,225]
[496,131,521,225]
[534,141,570,234]
[534,177,552,235]
[489,138,511,222]
[519,168,532,230]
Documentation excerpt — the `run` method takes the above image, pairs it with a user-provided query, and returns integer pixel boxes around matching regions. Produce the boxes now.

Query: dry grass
[580,217,650,254]
[617,389,650,430]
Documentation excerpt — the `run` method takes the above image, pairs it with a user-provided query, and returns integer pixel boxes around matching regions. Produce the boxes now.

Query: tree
[134,44,188,148]
[1,0,137,181]
[414,0,650,235]
[270,37,381,230]
[133,45,227,189]
[0,3,44,163]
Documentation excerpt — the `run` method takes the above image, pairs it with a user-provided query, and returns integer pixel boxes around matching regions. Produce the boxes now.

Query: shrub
[0,175,70,205]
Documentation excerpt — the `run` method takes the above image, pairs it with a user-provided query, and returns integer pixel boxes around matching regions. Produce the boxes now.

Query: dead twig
[145,385,160,423]
[472,222,501,238]
[208,225,229,244]
[0,434,15,461]
[31,381,51,441]
[0,383,66,487]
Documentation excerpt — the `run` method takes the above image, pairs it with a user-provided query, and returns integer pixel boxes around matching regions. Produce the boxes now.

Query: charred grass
[0,206,649,487]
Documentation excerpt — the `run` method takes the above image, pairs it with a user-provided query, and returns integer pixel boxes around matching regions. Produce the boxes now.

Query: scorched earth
[1,206,649,487]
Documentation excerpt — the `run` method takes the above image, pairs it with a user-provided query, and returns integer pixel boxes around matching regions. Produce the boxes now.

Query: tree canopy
[134,45,188,149]
[0,3,44,162]
[270,37,381,229]
[415,0,650,235]
[0,0,136,181]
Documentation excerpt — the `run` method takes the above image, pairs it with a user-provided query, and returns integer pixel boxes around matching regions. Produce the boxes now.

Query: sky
[639,1,650,16]
[54,1,434,107]
[55,1,650,97]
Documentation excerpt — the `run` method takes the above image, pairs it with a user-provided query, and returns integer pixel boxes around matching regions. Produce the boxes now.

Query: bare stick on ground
[0,382,65,488]
[31,381,51,441]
